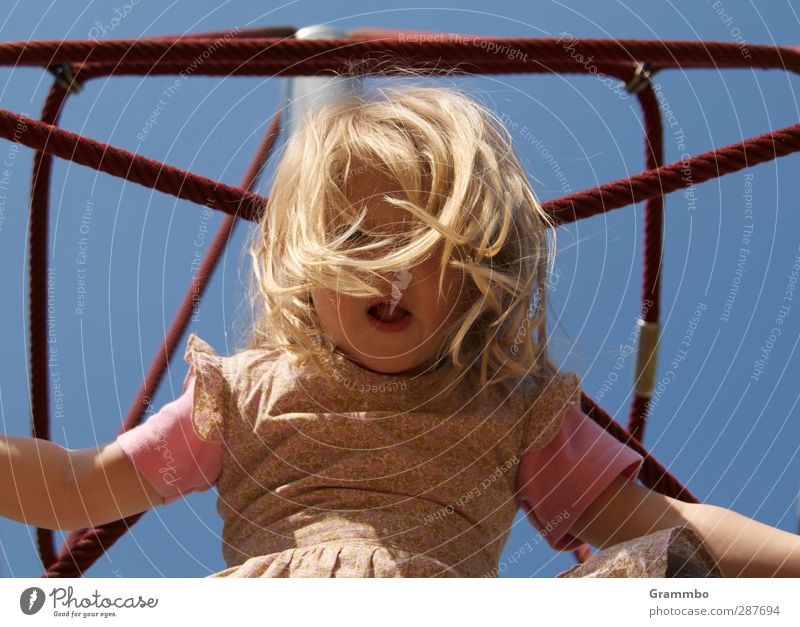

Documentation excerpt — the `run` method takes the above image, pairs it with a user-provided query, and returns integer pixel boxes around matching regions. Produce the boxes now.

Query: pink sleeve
[116,375,223,505]
[515,403,644,551]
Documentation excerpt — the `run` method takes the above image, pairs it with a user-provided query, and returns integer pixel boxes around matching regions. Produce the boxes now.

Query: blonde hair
[244,82,563,397]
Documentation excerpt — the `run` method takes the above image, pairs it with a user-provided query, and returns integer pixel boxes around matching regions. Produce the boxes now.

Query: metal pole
[284,25,362,137]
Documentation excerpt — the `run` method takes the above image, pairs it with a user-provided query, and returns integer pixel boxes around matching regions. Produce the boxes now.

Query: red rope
[1,37,798,75]
[28,82,70,571]
[546,122,800,223]
[627,84,665,444]
[3,105,798,225]
[69,57,636,80]
[0,107,264,220]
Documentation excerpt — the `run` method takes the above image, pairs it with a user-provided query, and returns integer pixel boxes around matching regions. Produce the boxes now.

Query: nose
[365,267,413,306]
[391,267,413,291]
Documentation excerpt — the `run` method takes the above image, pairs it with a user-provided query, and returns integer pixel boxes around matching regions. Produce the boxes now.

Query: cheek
[309,289,337,328]
[421,265,470,323]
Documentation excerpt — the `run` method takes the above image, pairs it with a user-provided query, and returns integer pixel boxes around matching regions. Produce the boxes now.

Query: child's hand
[1,434,163,530]
[570,474,800,577]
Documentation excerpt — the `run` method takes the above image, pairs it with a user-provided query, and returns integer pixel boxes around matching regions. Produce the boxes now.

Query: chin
[352,353,426,375]
[360,358,415,375]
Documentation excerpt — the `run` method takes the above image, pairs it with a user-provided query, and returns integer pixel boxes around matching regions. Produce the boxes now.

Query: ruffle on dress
[182,333,233,444]
[207,540,463,578]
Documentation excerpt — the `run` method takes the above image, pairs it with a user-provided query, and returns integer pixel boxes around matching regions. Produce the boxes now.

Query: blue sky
[1,0,799,578]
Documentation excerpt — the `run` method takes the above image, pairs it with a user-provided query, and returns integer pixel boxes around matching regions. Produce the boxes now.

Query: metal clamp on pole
[46,64,82,94]
[625,61,655,94]
[633,318,660,397]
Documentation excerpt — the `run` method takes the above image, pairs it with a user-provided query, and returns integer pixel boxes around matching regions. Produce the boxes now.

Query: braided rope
[3,106,798,226]
[0,108,263,219]
[625,83,665,444]
[546,122,800,222]
[1,37,798,75]
[28,83,70,571]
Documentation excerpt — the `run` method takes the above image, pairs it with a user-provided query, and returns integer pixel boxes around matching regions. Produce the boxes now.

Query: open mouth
[368,303,409,322]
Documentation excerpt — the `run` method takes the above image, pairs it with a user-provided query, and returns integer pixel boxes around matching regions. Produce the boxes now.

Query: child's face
[309,170,470,376]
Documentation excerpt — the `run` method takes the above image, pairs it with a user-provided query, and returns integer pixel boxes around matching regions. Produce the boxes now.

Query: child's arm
[1,434,163,531]
[569,474,800,577]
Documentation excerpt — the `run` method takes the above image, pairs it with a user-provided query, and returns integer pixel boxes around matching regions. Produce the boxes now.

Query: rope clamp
[47,64,82,94]
[625,62,654,94]
[634,318,660,397]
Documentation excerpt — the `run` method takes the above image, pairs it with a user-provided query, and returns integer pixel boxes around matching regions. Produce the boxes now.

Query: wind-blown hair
[244,83,562,397]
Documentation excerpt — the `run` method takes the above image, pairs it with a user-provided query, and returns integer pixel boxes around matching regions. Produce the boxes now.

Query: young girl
[2,85,799,578]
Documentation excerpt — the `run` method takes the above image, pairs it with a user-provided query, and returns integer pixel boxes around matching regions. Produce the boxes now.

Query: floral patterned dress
[118,333,648,577]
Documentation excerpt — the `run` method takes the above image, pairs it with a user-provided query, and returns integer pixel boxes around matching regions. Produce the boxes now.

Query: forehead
[338,167,414,234]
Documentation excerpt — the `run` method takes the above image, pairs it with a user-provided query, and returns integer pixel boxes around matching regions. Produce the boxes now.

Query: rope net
[1,26,798,577]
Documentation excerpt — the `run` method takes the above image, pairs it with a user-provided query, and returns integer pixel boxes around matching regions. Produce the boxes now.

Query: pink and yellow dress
[117,333,643,577]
